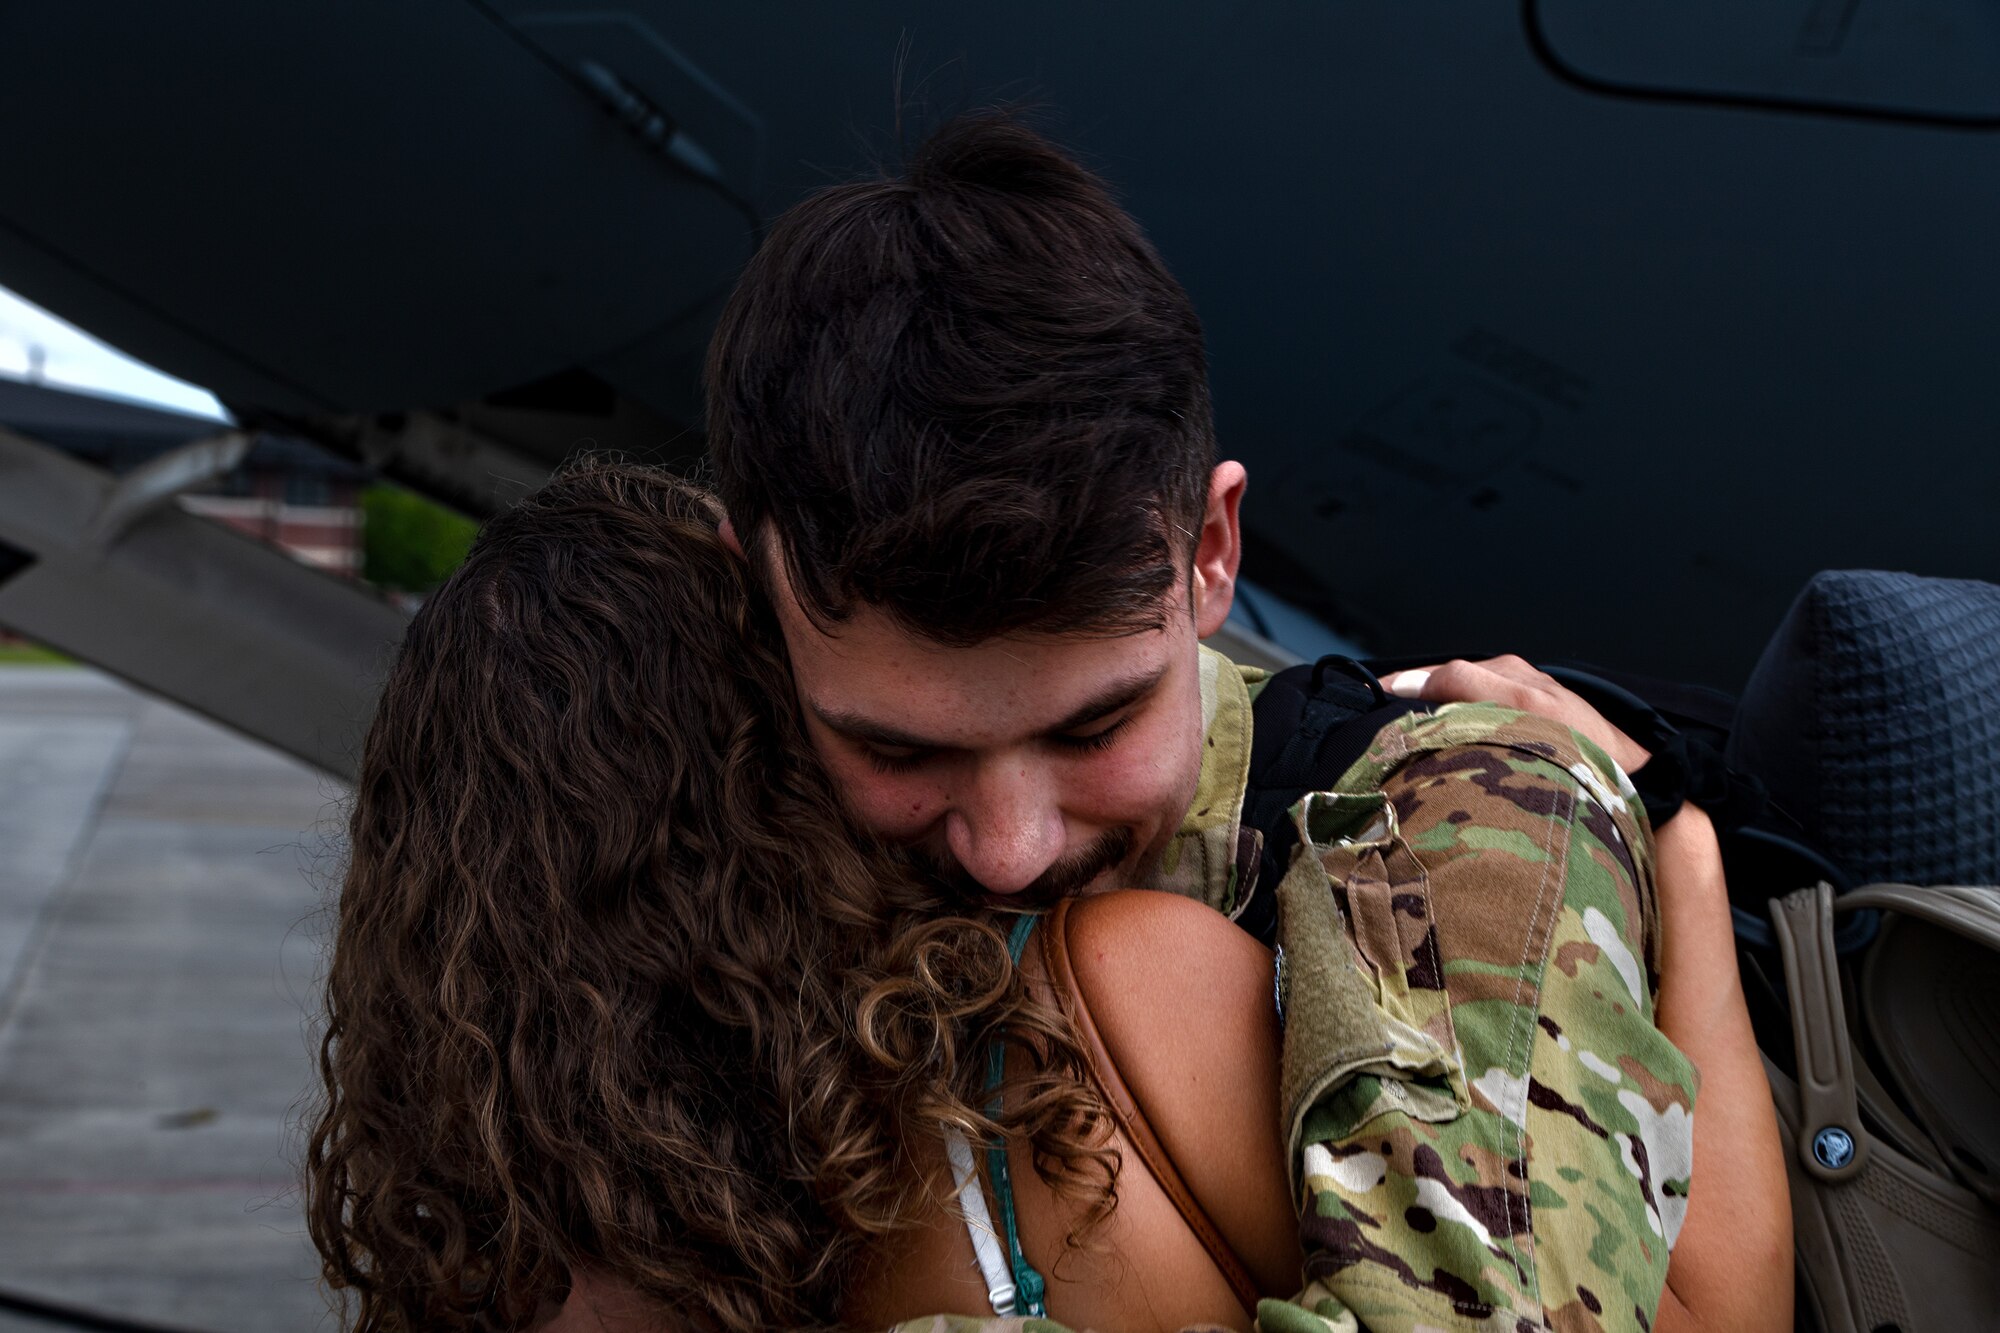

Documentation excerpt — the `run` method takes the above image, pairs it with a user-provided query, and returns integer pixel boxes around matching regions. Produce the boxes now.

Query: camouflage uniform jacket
[896,648,1699,1333]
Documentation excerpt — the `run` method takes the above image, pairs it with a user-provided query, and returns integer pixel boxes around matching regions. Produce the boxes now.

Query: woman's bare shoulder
[1062,889,1274,1026]
[1058,889,1300,1296]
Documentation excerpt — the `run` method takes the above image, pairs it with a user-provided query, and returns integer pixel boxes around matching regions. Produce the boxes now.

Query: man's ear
[718,516,746,558]
[1192,460,1247,639]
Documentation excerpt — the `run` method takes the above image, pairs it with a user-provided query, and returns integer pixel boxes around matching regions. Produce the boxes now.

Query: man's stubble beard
[917,826,1136,912]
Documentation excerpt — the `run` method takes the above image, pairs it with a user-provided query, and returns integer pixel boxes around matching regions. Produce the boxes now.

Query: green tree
[360,485,478,593]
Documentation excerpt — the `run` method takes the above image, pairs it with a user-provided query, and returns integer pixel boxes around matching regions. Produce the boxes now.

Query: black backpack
[1235,654,1858,955]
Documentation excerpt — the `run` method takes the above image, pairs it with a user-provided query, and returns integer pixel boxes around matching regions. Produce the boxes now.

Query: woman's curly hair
[306,463,1116,1332]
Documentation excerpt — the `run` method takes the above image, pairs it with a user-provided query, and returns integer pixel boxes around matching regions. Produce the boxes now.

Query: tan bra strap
[1041,897,1263,1314]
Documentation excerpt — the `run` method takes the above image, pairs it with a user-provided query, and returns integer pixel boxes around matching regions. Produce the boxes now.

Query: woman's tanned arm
[1396,659,1794,1329]
[1650,806,1793,1333]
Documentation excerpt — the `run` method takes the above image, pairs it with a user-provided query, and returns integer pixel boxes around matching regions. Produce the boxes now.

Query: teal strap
[1002,910,1038,964]
[985,913,1047,1316]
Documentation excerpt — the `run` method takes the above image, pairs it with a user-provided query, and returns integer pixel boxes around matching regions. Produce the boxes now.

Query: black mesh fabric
[1727,570,2000,888]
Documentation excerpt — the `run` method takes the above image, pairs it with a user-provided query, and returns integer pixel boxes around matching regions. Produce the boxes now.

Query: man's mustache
[918,827,1134,911]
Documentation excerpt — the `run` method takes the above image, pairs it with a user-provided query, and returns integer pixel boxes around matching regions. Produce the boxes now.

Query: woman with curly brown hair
[306,462,1144,1332]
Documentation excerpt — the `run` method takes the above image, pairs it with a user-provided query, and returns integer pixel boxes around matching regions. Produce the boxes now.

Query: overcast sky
[0,285,229,421]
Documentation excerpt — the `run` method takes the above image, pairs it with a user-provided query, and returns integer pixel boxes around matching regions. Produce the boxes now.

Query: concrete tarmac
[0,668,340,1332]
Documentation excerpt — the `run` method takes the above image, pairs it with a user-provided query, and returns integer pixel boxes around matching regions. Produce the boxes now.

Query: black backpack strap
[1235,656,1429,945]
[1537,663,1771,834]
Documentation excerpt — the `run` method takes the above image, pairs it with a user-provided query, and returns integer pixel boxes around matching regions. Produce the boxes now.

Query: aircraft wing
[2,1,1997,767]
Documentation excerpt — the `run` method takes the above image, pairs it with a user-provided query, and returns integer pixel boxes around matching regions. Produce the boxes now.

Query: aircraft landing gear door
[0,2,762,421]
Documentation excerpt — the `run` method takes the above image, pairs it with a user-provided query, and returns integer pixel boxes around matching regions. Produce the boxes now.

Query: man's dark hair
[705,113,1214,646]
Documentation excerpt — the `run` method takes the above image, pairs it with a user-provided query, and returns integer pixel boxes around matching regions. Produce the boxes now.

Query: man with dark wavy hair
[708,114,1237,912]
[700,115,1785,1331]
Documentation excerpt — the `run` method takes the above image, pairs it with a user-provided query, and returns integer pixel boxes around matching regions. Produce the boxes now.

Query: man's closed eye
[1051,714,1133,755]
[863,743,937,775]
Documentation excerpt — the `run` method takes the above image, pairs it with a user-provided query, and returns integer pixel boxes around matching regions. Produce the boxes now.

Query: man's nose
[942,760,1065,896]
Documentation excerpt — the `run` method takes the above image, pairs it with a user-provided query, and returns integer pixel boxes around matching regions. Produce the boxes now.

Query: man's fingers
[1483,653,1539,680]
[1437,654,1555,697]
[1383,657,1550,702]
[1385,659,1534,708]
[1380,657,1650,773]
[1385,667,1432,698]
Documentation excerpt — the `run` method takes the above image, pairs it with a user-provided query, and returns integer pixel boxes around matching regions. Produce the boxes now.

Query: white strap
[943,1126,1016,1315]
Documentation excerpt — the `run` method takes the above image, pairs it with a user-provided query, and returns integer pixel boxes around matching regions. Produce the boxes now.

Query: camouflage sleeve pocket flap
[1274,805,1464,1197]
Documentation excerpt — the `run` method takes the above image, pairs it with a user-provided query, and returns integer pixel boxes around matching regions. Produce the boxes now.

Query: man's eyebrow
[809,707,940,751]
[809,663,1169,752]
[1043,664,1169,735]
